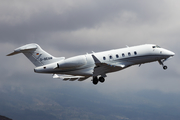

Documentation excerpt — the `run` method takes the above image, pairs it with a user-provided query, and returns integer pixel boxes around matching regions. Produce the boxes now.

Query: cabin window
[128,52,131,56]
[122,53,125,57]
[134,51,137,55]
[103,57,106,60]
[109,55,113,59]
[116,54,119,58]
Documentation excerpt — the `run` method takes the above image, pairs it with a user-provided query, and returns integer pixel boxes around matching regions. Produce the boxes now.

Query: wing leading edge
[52,55,131,81]
[92,55,131,77]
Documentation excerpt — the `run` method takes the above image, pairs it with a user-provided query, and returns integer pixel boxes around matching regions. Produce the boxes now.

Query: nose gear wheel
[158,60,168,70]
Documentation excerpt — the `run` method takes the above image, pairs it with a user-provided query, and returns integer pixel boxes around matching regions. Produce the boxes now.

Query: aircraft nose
[171,52,175,56]
[169,51,175,56]
[164,50,175,56]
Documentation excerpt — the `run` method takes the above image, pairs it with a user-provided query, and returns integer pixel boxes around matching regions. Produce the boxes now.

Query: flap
[52,74,89,81]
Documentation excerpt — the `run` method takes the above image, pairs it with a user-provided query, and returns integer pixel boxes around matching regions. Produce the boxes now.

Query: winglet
[92,55,101,64]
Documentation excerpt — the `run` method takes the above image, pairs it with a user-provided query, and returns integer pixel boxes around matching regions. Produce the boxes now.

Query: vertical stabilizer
[7,43,65,67]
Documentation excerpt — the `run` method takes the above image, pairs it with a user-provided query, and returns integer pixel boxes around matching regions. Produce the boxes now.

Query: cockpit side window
[156,45,161,48]
[152,45,161,48]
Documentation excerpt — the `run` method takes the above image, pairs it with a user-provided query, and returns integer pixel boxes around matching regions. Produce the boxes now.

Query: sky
[1,0,180,97]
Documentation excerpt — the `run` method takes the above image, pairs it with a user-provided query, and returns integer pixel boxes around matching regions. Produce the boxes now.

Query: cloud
[1,0,179,95]
[0,0,168,44]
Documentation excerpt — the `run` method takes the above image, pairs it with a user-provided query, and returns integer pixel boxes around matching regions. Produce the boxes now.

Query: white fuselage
[34,44,175,77]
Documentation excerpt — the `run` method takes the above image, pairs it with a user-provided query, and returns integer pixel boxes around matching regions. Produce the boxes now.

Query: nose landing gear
[158,60,168,70]
[163,65,168,70]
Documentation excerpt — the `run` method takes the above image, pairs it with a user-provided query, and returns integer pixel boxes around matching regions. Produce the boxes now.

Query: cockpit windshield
[152,45,161,48]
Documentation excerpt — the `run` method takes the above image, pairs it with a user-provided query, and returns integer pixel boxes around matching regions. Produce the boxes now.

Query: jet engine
[56,55,87,69]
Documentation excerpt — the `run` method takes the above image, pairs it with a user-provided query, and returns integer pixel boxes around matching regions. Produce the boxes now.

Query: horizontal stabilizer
[7,44,37,56]
[7,51,21,56]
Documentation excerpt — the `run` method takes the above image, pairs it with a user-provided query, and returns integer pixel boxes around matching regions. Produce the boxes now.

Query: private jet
[7,43,175,85]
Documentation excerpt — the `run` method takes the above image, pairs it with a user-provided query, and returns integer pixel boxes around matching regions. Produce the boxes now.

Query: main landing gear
[158,60,168,70]
[92,76,105,85]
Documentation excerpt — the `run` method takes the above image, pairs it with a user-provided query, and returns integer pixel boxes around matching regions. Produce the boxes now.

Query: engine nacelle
[34,55,87,73]
[34,62,57,73]
[57,55,87,69]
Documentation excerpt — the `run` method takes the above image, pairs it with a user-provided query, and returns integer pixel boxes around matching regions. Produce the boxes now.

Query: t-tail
[7,43,65,67]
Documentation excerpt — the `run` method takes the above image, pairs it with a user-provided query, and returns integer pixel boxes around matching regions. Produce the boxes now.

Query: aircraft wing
[53,74,89,81]
[92,55,132,76]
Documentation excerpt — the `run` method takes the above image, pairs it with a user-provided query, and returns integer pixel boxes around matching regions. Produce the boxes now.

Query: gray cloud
[0,0,167,44]
[1,0,180,95]
[1,1,180,119]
